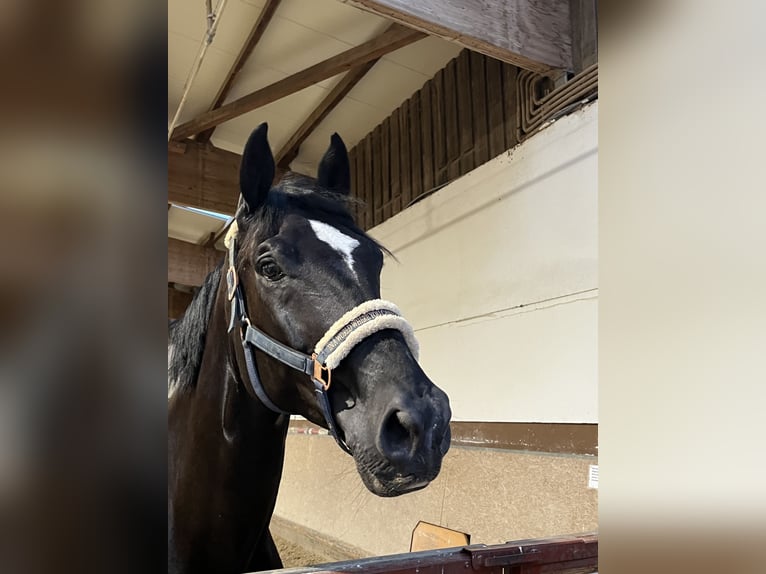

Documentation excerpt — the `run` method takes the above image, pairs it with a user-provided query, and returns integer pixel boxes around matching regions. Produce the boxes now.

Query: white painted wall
[369,102,598,423]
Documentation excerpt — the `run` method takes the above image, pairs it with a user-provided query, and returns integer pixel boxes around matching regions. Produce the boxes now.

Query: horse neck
[168,276,289,573]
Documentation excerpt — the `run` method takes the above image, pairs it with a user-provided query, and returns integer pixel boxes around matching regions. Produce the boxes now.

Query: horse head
[227,123,451,496]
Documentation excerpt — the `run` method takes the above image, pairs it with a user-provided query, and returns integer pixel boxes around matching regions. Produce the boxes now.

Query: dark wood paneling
[363,136,373,228]
[456,50,474,174]
[470,50,489,166]
[398,101,411,212]
[443,58,459,180]
[347,49,522,228]
[348,146,359,222]
[371,124,383,227]
[485,56,506,159]
[409,90,423,208]
[380,117,390,226]
[358,138,369,229]
[502,62,519,150]
[419,83,434,193]
[431,69,447,186]
[389,108,401,220]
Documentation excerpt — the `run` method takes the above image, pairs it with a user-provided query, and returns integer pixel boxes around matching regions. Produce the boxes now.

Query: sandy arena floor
[274,535,332,568]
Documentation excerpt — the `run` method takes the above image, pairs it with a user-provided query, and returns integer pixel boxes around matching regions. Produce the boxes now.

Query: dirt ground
[273,535,331,568]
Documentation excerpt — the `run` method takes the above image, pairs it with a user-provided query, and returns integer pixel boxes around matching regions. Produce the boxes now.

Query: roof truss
[170,23,424,141]
[196,0,283,144]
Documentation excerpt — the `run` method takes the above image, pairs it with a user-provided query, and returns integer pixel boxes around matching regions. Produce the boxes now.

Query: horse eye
[256,258,284,281]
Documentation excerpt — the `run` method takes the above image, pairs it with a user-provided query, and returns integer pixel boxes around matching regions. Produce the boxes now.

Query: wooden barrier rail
[256,532,597,574]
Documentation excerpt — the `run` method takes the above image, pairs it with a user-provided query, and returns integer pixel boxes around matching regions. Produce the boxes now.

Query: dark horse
[168,124,452,574]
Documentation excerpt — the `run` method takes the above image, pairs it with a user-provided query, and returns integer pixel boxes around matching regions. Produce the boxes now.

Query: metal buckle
[311,353,331,391]
[226,266,238,301]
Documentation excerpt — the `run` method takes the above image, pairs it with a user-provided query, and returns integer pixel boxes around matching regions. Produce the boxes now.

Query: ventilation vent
[588,464,599,489]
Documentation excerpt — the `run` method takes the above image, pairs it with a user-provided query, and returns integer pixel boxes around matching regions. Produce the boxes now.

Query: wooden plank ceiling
[168,0,575,295]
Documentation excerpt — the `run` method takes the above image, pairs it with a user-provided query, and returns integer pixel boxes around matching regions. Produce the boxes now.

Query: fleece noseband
[224,222,418,455]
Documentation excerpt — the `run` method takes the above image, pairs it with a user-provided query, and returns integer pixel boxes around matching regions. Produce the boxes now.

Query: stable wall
[273,102,598,558]
[370,102,598,423]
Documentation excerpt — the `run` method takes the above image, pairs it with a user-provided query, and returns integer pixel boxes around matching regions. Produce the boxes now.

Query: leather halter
[223,222,418,457]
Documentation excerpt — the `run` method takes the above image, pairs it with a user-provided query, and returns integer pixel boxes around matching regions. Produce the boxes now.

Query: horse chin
[358,470,433,498]
[349,448,440,497]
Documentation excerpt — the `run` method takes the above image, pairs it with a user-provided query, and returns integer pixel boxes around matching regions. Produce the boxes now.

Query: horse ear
[317,133,350,194]
[240,123,275,212]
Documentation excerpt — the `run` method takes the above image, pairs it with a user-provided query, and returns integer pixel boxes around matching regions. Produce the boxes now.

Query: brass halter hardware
[226,266,238,301]
[311,354,332,391]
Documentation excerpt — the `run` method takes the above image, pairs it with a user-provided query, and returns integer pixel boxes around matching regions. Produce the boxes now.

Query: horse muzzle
[341,371,452,497]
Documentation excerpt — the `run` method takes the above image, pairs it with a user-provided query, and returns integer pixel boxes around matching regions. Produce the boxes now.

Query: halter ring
[226,266,238,301]
[311,354,332,391]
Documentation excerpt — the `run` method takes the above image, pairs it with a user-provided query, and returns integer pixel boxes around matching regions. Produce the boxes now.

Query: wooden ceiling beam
[196,0,283,144]
[168,237,223,287]
[569,0,597,73]
[275,59,379,169]
[340,0,572,73]
[168,141,241,215]
[170,23,424,140]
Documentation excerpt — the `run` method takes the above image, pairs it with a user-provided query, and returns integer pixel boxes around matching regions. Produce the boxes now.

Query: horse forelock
[235,175,389,265]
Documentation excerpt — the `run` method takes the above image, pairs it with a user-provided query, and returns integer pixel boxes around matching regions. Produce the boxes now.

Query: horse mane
[168,264,222,395]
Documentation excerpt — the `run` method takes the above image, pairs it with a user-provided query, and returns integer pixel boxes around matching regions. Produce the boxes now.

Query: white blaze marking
[308,220,360,275]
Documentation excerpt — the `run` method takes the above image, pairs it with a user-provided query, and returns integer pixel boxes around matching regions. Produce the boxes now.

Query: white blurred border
[600,0,766,537]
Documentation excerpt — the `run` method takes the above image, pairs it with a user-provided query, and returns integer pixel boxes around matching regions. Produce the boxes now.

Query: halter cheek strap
[224,222,419,457]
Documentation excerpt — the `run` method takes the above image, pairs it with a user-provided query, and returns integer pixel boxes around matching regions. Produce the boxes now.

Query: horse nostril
[378,409,422,462]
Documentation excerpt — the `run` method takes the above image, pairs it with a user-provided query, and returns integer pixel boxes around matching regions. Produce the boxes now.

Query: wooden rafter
[341,0,572,72]
[569,0,597,73]
[196,0,283,144]
[170,23,424,141]
[275,59,379,169]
